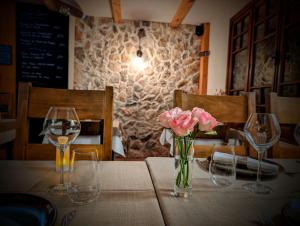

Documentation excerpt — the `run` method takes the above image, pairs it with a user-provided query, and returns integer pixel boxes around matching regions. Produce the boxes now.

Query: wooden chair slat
[179,93,249,123]
[26,144,103,160]
[28,87,105,120]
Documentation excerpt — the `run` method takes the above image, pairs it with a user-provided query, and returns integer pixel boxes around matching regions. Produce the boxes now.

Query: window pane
[234,21,242,35]
[283,28,300,83]
[281,84,300,97]
[232,50,248,90]
[241,34,248,48]
[255,23,264,41]
[266,16,276,35]
[243,16,249,29]
[267,0,277,15]
[233,37,240,51]
[255,5,265,21]
[286,0,300,26]
[252,37,276,87]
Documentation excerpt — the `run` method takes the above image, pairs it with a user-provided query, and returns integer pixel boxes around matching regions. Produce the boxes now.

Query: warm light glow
[56,146,70,172]
[132,56,146,71]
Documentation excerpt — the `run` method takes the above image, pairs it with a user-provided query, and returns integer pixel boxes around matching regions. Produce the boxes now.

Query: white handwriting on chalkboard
[17,3,68,87]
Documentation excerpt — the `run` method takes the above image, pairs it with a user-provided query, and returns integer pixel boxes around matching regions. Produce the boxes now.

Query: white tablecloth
[0,160,164,226]
[146,157,300,226]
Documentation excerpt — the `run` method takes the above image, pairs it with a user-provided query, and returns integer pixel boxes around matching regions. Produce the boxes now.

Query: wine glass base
[48,184,67,196]
[243,182,272,194]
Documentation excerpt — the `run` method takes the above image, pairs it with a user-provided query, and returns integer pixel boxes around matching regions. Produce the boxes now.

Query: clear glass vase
[173,136,194,198]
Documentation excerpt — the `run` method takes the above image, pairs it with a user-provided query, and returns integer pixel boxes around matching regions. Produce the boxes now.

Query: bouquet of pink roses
[158,107,219,197]
[159,107,219,138]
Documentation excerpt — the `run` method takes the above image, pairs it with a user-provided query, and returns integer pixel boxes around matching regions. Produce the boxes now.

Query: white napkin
[159,129,174,155]
[112,135,126,157]
[246,157,279,174]
[213,152,279,174]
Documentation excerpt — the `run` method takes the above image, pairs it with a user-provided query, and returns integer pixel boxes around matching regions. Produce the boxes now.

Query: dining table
[146,157,300,226]
[0,157,300,226]
[0,160,165,226]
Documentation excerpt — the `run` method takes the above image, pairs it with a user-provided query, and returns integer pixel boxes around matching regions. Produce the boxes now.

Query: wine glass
[209,142,236,187]
[67,148,99,205]
[243,113,281,194]
[294,122,300,145]
[43,107,81,195]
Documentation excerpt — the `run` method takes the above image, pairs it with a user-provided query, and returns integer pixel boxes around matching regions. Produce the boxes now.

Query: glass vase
[173,136,194,198]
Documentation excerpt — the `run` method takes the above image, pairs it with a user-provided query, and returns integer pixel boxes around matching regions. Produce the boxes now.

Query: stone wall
[74,17,200,158]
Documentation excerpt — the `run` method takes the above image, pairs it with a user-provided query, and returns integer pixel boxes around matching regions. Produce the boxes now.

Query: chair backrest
[173,90,256,157]
[174,90,256,123]
[269,92,300,158]
[270,92,300,124]
[13,82,113,160]
[0,92,12,119]
[0,119,16,159]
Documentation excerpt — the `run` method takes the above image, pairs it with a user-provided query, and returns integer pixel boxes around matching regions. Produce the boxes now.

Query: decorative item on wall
[132,28,146,71]
[136,28,145,57]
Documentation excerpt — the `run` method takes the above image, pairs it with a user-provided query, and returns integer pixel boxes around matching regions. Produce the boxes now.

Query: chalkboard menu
[16,2,69,88]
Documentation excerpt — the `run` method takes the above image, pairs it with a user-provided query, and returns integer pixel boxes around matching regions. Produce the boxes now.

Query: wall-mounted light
[137,28,145,57]
[131,27,147,71]
[132,56,145,71]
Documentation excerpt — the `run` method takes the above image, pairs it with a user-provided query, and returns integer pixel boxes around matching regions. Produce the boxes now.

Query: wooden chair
[0,119,16,159]
[13,82,113,160]
[270,92,300,158]
[174,90,256,157]
[0,92,13,119]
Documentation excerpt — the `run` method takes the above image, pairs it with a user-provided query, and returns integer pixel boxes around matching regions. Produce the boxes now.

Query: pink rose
[168,111,198,136]
[192,107,218,131]
[159,107,182,128]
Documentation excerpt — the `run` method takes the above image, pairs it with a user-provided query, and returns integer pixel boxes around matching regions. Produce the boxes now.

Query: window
[227,0,300,112]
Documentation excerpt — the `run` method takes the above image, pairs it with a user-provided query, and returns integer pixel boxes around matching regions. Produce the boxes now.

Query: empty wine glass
[43,107,81,195]
[294,122,300,145]
[67,148,99,205]
[209,142,236,187]
[243,113,281,194]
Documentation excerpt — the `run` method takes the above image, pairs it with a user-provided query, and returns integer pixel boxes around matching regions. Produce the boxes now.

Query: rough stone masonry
[74,17,200,158]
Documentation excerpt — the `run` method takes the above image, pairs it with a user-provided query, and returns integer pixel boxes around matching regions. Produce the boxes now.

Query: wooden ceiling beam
[111,0,122,23]
[170,0,195,28]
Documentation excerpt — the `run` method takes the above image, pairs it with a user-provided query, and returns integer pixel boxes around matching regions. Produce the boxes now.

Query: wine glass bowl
[243,113,281,194]
[67,148,99,205]
[209,142,236,188]
[43,107,81,195]
[294,122,300,145]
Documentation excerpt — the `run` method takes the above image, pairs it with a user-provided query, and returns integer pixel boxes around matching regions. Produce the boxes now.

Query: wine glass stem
[256,151,264,186]
[60,147,65,185]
